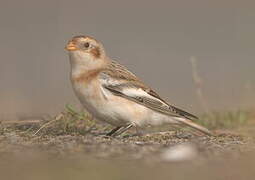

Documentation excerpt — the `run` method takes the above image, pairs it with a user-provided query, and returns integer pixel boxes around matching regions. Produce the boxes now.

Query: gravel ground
[0,128,254,160]
[1,115,255,180]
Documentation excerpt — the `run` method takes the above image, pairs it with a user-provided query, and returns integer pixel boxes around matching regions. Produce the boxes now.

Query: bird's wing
[99,61,198,120]
[99,60,212,136]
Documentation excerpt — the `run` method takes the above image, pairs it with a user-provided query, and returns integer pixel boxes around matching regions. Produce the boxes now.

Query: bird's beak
[65,41,78,51]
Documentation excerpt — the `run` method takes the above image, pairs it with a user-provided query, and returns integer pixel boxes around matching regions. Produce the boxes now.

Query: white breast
[72,79,148,126]
[72,79,179,128]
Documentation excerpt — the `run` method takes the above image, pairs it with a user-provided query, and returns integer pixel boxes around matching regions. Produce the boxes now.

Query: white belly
[72,80,146,126]
[72,80,177,127]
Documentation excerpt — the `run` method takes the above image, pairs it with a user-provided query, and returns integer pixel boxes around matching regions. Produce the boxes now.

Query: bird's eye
[84,42,90,48]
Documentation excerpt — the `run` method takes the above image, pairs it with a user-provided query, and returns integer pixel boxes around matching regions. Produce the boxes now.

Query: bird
[65,35,212,137]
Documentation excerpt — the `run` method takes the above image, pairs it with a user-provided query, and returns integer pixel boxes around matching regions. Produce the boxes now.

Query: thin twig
[0,120,41,125]
[190,56,212,116]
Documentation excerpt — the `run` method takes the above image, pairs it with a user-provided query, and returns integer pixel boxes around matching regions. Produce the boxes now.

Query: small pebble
[161,143,198,162]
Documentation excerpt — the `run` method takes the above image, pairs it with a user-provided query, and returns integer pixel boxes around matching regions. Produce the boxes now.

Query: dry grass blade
[33,113,64,136]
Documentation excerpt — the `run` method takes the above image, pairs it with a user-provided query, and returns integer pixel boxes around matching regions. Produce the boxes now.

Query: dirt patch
[0,124,254,161]
[0,109,255,180]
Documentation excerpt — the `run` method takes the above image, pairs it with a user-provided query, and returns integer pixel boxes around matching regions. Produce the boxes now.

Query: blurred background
[1,1,255,179]
[0,0,254,119]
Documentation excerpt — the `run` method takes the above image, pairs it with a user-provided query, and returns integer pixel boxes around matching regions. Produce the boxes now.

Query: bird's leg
[112,124,133,137]
[134,126,144,136]
[106,126,122,136]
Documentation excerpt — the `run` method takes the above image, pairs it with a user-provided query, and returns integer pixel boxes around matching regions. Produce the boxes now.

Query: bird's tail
[175,117,213,136]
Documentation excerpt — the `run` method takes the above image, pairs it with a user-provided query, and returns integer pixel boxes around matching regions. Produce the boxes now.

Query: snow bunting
[65,35,212,136]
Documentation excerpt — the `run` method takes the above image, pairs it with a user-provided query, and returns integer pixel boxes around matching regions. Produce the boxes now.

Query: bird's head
[65,35,106,71]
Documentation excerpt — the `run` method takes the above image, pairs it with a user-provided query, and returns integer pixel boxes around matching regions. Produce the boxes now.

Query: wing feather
[100,61,198,120]
[103,84,197,120]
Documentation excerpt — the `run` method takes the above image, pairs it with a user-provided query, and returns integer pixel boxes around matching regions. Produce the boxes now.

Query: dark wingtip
[171,106,198,120]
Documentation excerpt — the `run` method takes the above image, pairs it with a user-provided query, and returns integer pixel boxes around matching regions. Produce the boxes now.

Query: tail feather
[175,118,213,136]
